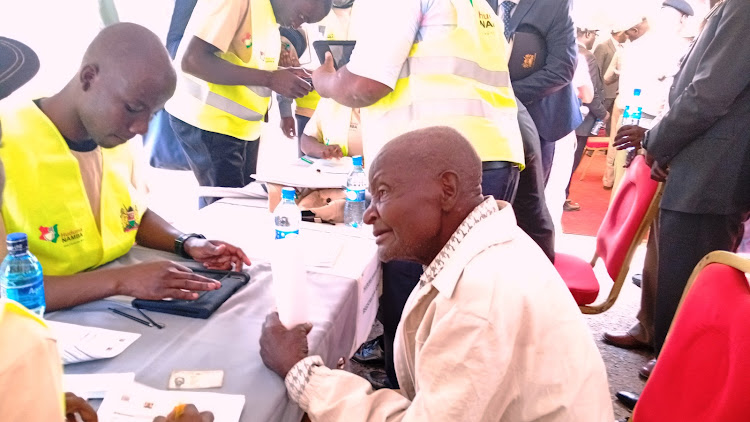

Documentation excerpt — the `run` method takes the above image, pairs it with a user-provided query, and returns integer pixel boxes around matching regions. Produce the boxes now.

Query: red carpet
[562,150,612,237]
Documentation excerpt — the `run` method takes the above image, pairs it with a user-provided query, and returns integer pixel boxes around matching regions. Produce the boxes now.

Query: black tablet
[313,40,356,70]
[132,268,250,319]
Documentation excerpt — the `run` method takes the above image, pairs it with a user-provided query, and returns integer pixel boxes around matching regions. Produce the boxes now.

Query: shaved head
[365,127,485,264]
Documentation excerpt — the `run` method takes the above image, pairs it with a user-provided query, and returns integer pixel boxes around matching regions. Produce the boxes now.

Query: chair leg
[579,148,594,181]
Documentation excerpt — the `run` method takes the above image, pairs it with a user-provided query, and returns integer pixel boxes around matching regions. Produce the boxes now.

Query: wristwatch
[174,233,206,259]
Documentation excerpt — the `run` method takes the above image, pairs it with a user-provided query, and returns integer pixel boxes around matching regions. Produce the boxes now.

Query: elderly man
[0,23,250,312]
[260,127,613,421]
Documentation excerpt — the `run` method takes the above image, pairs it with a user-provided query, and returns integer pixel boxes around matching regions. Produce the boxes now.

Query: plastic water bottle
[344,155,367,228]
[0,233,46,317]
[621,89,643,154]
[274,187,301,239]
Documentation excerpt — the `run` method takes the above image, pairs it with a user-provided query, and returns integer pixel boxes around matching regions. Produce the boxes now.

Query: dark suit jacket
[488,0,582,142]
[593,38,618,100]
[643,0,750,215]
[576,45,607,136]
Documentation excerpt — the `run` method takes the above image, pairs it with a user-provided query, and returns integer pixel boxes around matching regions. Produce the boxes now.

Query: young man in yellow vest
[0,23,251,313]
[311,0,525,389]
[165,0,333,208]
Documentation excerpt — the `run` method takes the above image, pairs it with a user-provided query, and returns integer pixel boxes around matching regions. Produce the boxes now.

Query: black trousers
[169,115,260,208]
[566,135,589,198]
[654,208,748,353]
[379,164,520,388]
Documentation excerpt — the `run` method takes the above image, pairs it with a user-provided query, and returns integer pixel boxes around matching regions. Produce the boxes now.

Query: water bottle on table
[274,187,301,239]
[0,233,46,317]
[344,155,367,228]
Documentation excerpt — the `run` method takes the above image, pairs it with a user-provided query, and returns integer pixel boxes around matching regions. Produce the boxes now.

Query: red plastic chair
[555,155,663,313]
[633,251,750,422]
[578,138,610,181]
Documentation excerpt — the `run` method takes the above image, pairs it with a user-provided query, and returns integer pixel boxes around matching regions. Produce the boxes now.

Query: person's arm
[181,37,311,99]
[300,133,343,159]
[644,0,750,165]
[511,0,577,104]
[602,50,620,86]
[278,94,297,139]
[312,0,420,107]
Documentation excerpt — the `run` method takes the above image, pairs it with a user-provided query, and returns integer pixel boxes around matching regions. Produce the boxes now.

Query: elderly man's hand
[260,312,313,378]
[650,159,670,182]
[118,261,221,300]
[153,404,214,422]
[613,125,647,151]
[65,393,98,422]
[184,239,251,271]
[312,52,337,98]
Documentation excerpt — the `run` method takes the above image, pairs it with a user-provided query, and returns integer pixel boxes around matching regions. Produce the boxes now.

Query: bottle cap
[352,155,363,167]
[281,187,296,201]
[633,88,641,96]
[6,233,28,255]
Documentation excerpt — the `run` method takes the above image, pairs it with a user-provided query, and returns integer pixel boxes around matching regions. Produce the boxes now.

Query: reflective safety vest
[314,98,356,156]
[166,0,280,141]
[295,9,351,113]
[0,102,144,276]
[361,0,524,168]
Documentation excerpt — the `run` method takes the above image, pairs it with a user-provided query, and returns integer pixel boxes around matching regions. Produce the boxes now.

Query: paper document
[252,162,347,189]
[47,321,141,365]
[197,182,268,199]
[310,156,353,174]
[98,382,245,422]
[63,373,135,399]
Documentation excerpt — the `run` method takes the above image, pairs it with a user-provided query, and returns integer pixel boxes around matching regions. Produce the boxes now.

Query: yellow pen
[173,403,187,418]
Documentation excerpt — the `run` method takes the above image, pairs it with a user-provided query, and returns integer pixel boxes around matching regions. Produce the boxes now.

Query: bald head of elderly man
[260,127,613,422]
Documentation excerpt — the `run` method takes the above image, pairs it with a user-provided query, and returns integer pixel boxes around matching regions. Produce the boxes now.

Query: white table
[49,198,377,422]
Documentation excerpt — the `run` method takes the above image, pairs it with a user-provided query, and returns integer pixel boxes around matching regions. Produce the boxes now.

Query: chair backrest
[595,155,660,283]
[633,251,750,422]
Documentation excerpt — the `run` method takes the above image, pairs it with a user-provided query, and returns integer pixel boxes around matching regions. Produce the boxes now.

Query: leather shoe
[632,273,642,288]
[352,336,384,365]
[563,199,581,211]
[602,331,652,350]
[364,369,392,390]
[616,391,640,411]
[639,358,656,379]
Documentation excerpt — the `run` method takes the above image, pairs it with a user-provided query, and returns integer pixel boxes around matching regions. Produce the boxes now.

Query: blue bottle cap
[633,88,641,96]
[7,233,27,243]
[6,233,28,255]
[352,155,363,167]
[281,187,296,201]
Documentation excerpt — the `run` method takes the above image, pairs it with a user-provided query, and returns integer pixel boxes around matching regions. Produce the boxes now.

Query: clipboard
[313,40,356,70]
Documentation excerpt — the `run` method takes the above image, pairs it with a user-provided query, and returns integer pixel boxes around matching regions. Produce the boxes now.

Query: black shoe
[632,273,642,288]
[364,369,393,390]
[616,391,640,411]
[352,336,384,365]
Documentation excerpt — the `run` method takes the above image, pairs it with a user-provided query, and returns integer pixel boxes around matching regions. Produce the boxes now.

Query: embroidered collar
[419,196,499,287]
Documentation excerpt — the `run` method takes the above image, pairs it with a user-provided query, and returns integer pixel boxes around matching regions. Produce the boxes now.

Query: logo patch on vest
[39,225,60,243]
[478,11,495,28]
[242,33,253,49]
[121,205,140,232]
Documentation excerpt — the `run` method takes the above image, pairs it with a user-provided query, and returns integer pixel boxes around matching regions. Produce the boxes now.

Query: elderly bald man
[0,23,250,312]
[260,127,613,421]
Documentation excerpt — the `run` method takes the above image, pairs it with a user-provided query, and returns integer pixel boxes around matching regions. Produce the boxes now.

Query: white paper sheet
[63,373,136,399]
[47,321,141,365]
[197,182,269,199]
[98,382,245,422]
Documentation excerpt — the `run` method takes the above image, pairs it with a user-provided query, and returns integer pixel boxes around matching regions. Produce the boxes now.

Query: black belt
[482,161,514,171]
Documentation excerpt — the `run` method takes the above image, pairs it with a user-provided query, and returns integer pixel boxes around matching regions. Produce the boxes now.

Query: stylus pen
[109,307,152,327]
[134,307,165,329]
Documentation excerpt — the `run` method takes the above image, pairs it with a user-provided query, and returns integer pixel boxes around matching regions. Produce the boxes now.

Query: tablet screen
[313,41,356,70]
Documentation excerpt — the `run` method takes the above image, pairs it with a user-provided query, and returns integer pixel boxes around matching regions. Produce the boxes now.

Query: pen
[300,156,314,164]
[134,306,165,329]
[108,307,153,327]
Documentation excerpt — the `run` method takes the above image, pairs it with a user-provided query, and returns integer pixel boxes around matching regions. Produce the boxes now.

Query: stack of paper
[98,383,245,422]
[47,321,141,365]
[197,182,269,199]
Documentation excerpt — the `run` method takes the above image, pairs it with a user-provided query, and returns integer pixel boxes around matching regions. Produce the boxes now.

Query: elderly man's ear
[439,171,460,211]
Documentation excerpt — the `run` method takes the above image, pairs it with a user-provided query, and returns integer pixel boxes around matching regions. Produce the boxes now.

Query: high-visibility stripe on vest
[361,0,524,168]
[0,102,144,276]
[165,0,280,141]
[295,9,351,113]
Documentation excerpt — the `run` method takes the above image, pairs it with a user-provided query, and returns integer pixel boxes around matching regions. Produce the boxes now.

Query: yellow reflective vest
[166,0,280,141]
[311,98,356,157]
[361,0,525,168]
[0,102,143,276]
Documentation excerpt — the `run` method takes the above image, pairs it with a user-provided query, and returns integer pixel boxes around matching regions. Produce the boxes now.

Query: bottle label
[275,229,300,240]
[1,274,45,309]
[346,188,366,202]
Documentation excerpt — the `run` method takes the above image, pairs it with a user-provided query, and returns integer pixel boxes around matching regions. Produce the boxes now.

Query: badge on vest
[121,206,140,232]
[242,33,253,49]
[39,225,60,243]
